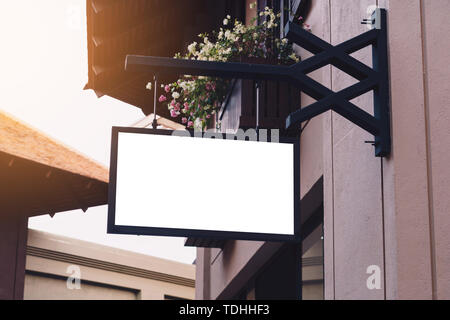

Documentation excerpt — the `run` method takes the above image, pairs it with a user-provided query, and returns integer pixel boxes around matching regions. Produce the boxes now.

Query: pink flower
[170,100,176,107]
[159,95,167,102]
[206,114,211,119]
[184,102,190,109]
[187,121,194,128]
[164,85,171,93]
[181,117,188,124]
[174,104,181,112]
[190,112,194,116]
[298,16,303,21]
[170,110,178,118]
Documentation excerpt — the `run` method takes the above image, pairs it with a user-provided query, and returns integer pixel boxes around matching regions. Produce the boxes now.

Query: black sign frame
[107,127,300,242]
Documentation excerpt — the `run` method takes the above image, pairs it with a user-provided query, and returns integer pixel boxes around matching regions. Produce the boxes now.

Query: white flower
[172,92,180,99]
[146,82,152,90]
[188,42,197,54]
[234,23,245,34]
[223,18,228,25]
[249,2,256,9]
[194,118,202,128]
[289,53,300,63]
[282,38,288,45]
[179,82,188,90]
[227,15,231,19]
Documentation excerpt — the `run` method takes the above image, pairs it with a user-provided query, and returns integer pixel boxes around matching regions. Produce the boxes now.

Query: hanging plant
[149,3,311,130]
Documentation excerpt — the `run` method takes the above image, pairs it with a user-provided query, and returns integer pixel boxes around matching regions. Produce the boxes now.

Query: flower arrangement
[148,4,311,130]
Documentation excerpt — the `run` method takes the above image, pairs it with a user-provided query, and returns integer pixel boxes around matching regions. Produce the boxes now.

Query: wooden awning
[0,111,108,218]
[84,0,245,119]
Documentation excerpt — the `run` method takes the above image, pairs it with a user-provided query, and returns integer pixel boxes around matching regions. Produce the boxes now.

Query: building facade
[0,110,193,300]
[24,229,195,300]
[83,0,450,300]
[195,0,450,300]
[0,111,109,300]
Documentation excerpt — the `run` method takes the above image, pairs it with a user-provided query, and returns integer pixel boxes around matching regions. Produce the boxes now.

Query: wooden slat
[278,81,290,118]
[266,81,278,118]
[289,85,301,114]
[259,81,267,124]
[241,80,254,117]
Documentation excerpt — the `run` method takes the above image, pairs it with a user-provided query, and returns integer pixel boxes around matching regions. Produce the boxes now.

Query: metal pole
[152,75,158,129]
[256,81,260,133]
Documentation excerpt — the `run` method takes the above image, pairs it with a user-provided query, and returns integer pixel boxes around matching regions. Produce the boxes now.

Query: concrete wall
[322,0,450,300]
[321,0,385,300]
[421,0,450,299]
[24,273,138,300]
[25,230,195,300]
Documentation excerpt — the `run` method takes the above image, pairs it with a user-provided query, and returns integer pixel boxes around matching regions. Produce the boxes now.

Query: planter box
[219,58,301,134]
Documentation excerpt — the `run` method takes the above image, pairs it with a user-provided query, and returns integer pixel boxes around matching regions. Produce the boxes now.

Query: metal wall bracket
[125,9,390,157]
[284,8,390,157]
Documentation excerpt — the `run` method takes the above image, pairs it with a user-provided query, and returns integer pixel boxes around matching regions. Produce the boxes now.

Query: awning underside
[85,0,245,119]
[0,151,107,218]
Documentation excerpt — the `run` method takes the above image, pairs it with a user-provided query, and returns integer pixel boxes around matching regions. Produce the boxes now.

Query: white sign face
[109,129,299,241]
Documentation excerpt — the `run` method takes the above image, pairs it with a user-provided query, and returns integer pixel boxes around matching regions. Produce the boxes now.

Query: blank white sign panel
[114,132,295,235]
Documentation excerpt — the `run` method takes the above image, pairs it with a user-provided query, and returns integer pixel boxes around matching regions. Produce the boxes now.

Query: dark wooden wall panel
[0,216,28,300]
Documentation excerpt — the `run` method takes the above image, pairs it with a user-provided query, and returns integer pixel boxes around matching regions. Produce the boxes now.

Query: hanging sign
[108,127,300,242]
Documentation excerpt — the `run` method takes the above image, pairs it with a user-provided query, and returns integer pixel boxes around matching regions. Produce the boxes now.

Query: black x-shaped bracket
[284,8,390,157]
[125,9,390,157]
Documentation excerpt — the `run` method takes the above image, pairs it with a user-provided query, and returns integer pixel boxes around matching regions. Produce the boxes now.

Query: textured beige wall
[421,0,450,299]
[383,0,432,300]
[377,0,450,300]
[321,0,385,300]
[322,0,450,300]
